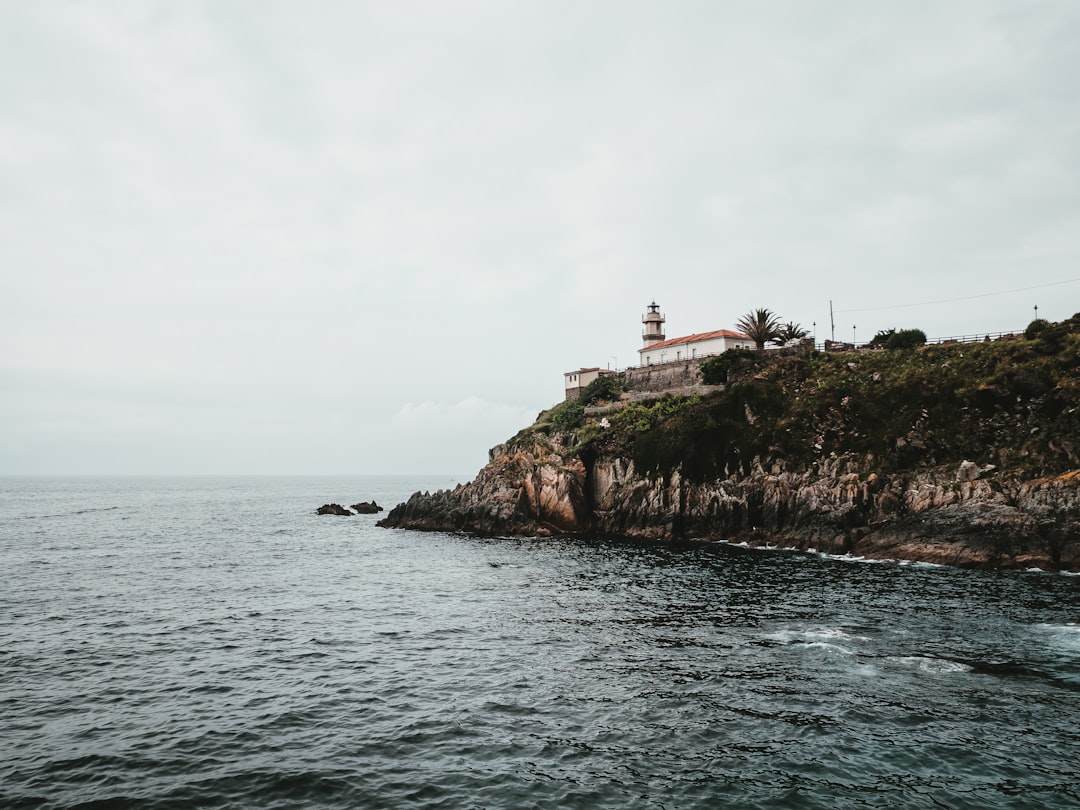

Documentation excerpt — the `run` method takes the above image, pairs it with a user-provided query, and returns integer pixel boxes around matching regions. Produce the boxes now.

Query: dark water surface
[2,476,1079,809]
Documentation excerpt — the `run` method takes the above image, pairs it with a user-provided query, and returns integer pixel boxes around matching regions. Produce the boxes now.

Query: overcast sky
[2,1,1079,476]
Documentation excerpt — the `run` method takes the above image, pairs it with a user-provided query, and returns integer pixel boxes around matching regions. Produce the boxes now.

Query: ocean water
[2,476,1079,810]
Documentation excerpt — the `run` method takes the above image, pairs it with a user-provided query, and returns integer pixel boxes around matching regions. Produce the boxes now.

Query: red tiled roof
[639,329,750,353]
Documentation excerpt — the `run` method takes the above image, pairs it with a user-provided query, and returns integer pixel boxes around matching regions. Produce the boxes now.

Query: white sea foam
[1033,623,1080,652]
[762,626,872,658]
[897,559,944,568]
[816,551,892,565]
[891,656,972,674]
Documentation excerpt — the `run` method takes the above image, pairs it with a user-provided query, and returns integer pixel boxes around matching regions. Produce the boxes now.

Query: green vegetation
[869,327,927,349]
[735,308,782,351]
[773,321,809,346]
[1025,318,1051,340]
[513,372,626,447]
[699,348,763,384]
[885,328,927,350]
[869,328,897,346]
[520,314,1080,484]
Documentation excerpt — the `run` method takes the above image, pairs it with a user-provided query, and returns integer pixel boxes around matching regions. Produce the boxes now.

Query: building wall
[638,334,753,367]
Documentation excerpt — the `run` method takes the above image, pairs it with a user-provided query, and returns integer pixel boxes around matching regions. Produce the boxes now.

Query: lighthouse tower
[642,301,666,348]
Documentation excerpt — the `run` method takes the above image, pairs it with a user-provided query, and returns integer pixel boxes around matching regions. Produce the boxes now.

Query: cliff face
[380,442,1080,570]
[385,442,589,536]
[379,322,1080,570]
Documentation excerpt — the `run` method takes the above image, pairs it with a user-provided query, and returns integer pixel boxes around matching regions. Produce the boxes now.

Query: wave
[764,627,872,645]
[760,627,873,662]
[888,656,972,674]
[1033,623,1080,653]
[722,542,948,570]
[16,506,121,520]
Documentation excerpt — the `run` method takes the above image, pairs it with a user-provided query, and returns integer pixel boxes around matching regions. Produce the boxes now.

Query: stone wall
[625,359,704,392]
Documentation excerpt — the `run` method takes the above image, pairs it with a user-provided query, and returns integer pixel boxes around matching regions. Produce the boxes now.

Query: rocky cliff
[379,318,1080,570]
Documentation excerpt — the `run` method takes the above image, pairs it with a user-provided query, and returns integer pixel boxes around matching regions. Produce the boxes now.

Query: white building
[637,302,753,366]
[563,367,616,400]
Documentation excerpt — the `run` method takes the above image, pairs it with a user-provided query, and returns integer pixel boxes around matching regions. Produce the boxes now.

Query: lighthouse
[642,301,666,348]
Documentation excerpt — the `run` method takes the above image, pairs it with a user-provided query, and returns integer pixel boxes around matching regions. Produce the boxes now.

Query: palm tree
[773,321,809,347]
[736,308,783,351]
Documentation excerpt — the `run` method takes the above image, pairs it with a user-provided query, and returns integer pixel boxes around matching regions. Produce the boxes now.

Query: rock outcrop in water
[316,501,383,516]
[351,501,383,514]
[379,318,1080,570]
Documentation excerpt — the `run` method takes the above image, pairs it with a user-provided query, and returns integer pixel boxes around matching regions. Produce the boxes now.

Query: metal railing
[924,331,1021,345]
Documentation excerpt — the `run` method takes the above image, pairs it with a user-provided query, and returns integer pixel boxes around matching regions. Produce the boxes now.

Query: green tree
[772,321,809,346]
[885,328,927,350]
[1025,319,1051,340]
[736,308,782,351]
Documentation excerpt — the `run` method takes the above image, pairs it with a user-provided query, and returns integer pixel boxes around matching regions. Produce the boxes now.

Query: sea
[2,475,1079,809]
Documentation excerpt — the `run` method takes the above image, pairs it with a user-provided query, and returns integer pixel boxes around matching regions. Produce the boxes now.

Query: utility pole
[829,301,835,342]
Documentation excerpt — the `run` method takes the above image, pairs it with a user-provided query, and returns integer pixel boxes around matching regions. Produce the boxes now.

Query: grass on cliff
[514,315,1080,483]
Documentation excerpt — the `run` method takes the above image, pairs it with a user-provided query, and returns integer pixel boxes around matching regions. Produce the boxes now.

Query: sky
[2,1,1079,476]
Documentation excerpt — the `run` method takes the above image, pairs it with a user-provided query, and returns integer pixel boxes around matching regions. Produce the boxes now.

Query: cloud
[2,1,1080,473]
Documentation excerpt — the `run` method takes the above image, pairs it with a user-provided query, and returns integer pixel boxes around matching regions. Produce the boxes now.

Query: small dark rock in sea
[316,503,353,516]
[351,501,383,514]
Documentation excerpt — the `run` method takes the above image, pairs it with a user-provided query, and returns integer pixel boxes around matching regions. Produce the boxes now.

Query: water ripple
[1,476,1079,809]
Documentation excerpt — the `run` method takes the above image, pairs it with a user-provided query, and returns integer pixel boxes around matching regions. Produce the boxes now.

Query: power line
[834,277,1080,314]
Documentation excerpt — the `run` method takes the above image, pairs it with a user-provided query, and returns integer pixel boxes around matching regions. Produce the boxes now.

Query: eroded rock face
[378,441,588,536]
[379,445,1080,570]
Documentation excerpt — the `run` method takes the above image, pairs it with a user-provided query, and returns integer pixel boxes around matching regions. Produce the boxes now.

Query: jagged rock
[957,460,996,483]
[957,460,980,482]
[378,444,1080,571]
[316,503,352,516]
[351,501,383,514]
[379,440,587,536]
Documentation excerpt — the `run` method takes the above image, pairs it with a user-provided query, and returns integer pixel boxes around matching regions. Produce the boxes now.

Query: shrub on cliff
[699,348,762,384]
[885,329,927,350]
[580,372,624,406]
[542,372,626,435]
[1025,319,1051,340]
[552,399,585,432]
[1030,314,1080,355]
